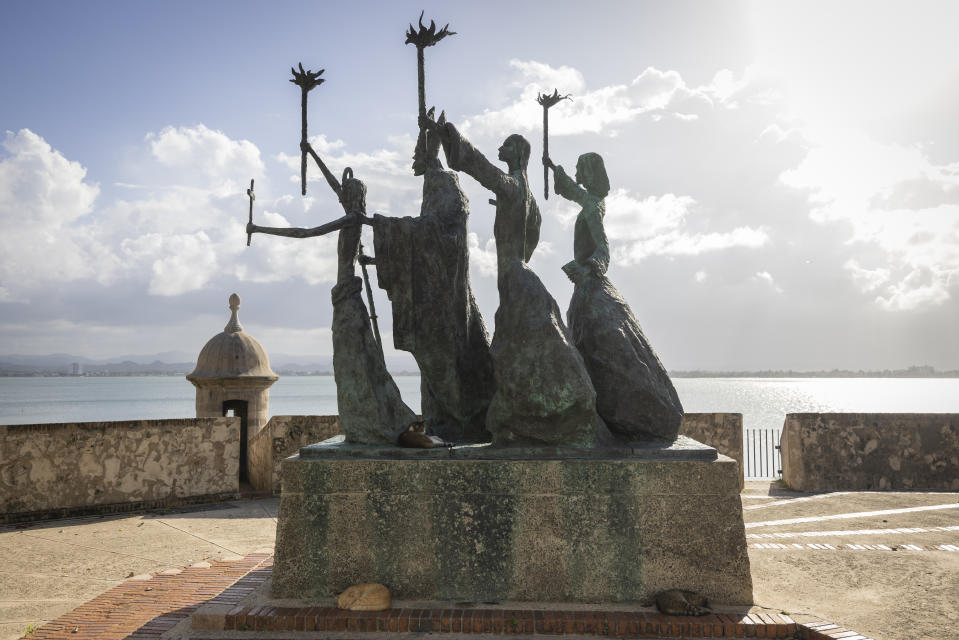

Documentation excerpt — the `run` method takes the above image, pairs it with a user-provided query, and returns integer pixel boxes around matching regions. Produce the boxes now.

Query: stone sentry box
[272,437,753,605]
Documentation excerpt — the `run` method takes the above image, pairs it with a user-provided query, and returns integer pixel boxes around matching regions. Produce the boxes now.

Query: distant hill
[0,351,419,376]
[4,353,952,378]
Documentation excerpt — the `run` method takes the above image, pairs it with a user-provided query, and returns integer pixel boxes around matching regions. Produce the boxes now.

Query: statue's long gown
[553,166,683,441]
[372,167,494,443]
[332,220,417,444]
[442,125,609,447]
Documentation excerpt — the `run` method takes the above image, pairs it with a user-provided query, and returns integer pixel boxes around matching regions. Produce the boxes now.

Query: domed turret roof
[187,294,278,381]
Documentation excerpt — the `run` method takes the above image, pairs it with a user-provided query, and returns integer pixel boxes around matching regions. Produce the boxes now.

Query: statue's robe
[554,166,683,442]
[441,124,610,448]
[332,223,417,445]
[372,167,494,443]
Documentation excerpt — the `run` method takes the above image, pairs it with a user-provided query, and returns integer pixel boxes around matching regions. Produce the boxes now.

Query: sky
[1,0,958,371]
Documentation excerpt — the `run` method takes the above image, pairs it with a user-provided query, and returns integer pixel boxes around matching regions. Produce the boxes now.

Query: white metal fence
[744,428,782,480]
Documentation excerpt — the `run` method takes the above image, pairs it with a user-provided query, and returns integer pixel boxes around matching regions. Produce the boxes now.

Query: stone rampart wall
[0,417,239,520]
[781,413,959,491]
[680,413,744,489]
[248,415,341,493]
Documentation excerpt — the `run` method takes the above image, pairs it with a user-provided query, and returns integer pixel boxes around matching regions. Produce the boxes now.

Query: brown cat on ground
[654,589,710,616]
[398,420,452,448]
[336,583,391,611]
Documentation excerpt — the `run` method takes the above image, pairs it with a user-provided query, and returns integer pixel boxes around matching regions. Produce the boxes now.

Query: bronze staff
[290,62,325,195]
[536,88,570,200]
[405,11,455,120]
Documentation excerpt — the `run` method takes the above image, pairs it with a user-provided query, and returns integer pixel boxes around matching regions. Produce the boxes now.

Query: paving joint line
[746,502,959,528]
[750,541,959,551]
[257,501,278,524]
[743,491,853,510]
[0,570,122,583]
[152,518,243,556]
[9,531,167,564]
[748,524,959,539]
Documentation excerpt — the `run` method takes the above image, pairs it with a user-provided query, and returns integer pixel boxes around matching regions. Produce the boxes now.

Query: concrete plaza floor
[1,482,957,640]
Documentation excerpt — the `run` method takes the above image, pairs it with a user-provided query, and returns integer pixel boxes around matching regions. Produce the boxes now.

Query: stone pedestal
[272,436,752,605]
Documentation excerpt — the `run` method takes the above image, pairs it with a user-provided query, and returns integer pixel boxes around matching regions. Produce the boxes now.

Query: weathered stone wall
[781,413,959,491]
[680,413,744,489]
[0,418,239,518]
[247,415,342,493]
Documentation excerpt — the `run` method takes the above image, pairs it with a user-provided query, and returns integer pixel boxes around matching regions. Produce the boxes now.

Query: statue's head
[498,134,531,171]
[340,167,366,213]
[412,112,443,176]
[575,152,609,198]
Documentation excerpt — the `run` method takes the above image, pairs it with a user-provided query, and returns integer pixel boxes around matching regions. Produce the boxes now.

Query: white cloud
[604,190,693,240]
[781,130,959,310]
[461,62,757,139]
[601,190,769,264]
[874,266,952,312]
[147,231,218,296]
[844,259,890,293]
[467,232,497,278]
[0,129,120,296]
[275,133,419,217]
[694,271,707,283]
[147,124,263,191]
[753,271,784,294]
[0,127,348,300]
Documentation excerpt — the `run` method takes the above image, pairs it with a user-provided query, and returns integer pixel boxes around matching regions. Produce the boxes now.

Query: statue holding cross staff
[246,63,418,446]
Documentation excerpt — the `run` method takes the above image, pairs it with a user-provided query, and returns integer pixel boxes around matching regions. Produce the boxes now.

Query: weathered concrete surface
[272,448,752,605]
[0,497,278,640]
[680,413,744,489]
[248,415,341,493]
[742,481,959,640]
[781,413,959,491]
[0,418,239,517]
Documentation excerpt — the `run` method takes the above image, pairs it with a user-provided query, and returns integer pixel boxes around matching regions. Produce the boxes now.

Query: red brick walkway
[27,553,874,639]
[26,554,271,639]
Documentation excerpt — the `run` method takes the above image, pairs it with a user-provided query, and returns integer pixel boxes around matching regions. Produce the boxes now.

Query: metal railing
[744,428,782,479]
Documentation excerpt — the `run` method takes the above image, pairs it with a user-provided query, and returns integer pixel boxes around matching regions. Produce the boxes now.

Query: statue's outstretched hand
[543,154,555,170]
[246,221,257,235]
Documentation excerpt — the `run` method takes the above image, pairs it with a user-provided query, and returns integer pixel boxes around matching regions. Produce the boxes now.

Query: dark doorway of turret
[222,400,249,483]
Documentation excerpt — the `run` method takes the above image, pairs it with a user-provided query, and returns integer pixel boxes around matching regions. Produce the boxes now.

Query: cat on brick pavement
[654,589,710,616]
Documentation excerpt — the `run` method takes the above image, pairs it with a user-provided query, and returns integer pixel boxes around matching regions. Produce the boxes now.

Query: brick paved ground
[4,485,957,639]
[22,554,869,639]
[24,555,270,639]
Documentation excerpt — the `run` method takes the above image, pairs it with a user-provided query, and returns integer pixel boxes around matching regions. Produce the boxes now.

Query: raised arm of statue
[552,165,588,206]
[301,141,345,203]
[247,211,367,240]
[439,122,511,196]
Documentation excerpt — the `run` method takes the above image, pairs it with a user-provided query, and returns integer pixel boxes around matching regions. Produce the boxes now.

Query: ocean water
[2,375,959,430]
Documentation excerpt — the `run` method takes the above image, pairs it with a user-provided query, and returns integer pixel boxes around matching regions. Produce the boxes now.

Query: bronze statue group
[247,15,683,450]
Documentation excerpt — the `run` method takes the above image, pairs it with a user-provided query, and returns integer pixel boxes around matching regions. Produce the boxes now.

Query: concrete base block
[272,438,752,605]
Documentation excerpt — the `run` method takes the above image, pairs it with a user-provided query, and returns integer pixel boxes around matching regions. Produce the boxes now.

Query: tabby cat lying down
[654,589,710,616]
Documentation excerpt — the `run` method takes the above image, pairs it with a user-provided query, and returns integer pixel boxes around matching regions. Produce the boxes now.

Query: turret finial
[225,293,243,333]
